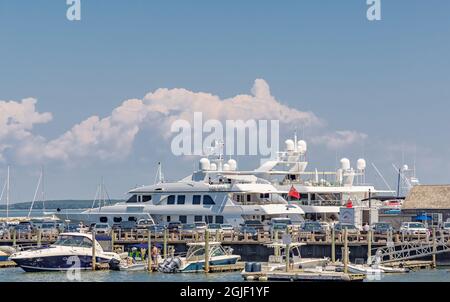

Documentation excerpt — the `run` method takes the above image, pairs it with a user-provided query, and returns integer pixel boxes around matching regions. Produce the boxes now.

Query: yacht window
[215,216,224,224]
[127,195,138,203]
[80,238,92,248]
[100,217,108,223]
[167,195,176,205]
[177,195,186,205]
[167,216,171,222]
[194,216,203,222]
[113,217,122,223]
[205,216,213,224]
[246,195,251,202]
[128,217,136,222]
[142,195,152,202]
[193,195,201,205]
[179,216,187,224]
[203,195,215,205]
[260,193,270,199]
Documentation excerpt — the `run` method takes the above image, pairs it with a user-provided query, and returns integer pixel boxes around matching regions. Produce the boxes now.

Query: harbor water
[0,267,448,282]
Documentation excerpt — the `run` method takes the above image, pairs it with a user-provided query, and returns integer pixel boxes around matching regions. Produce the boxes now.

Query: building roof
[403,185,450,209]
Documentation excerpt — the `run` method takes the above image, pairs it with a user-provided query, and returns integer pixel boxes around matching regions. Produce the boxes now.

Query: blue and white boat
[159,242,240,273]
[9,232,120,272]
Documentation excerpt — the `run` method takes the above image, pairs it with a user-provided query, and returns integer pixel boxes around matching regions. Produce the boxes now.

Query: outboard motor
[108,258,121,271]
[158,257,181,273]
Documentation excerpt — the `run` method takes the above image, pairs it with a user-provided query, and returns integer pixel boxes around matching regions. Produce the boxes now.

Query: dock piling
[163,228,168,259]
[147,229,152,272]
[432,228,437,269]
[343,228,348,274]
[331,227,335,263]
[92,231,96,271]
[367,230,372,263]
[205,229,210,273]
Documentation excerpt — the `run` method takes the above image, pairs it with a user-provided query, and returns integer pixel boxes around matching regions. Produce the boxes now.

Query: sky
[0,0,450,202]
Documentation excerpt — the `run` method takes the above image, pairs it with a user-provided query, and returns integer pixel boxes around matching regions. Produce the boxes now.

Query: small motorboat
[159,242,240,273]
[264,242,330,272]
[9,232,121,272]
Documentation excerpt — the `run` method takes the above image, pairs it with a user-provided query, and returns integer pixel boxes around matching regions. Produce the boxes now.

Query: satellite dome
[210,163,217,171]
[297,140,307,153]
[223,163,230,171]
[340,158,351,171]
[357,159,366,171]
[402,164,409,172]
[227,159,237,171]
[285,139,295,152]
[199,158,210,171]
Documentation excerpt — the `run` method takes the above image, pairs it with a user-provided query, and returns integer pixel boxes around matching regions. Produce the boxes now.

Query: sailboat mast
[6,166,10,219]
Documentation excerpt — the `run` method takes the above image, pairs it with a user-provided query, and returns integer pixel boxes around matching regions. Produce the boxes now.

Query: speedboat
[9,232,120,272]
[159,242,240,273]
[263,242,329,272]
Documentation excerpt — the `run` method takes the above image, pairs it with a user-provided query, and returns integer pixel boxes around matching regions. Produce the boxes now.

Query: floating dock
[242,270,366,282]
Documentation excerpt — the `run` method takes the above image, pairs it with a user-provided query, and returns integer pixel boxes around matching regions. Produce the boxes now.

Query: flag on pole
[288,185,300,200]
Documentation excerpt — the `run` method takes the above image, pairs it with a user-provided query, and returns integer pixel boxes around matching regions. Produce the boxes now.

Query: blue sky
[0,1,450,201]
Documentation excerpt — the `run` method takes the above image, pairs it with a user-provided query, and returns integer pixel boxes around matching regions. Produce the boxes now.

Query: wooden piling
[147,229,152,272]
[432,228,437,269]
[111,230,115,252]
[285,243,290,273]
[367,230,372,263]
[163,228,168,259]
[37,229,41,247]
[331,227,336,263]
[12,229,16,247]
[343,228,348,274]
[204,229,210,273]
[92,231,96,271]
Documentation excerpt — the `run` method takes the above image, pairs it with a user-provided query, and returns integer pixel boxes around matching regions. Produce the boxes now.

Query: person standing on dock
[151,245,159,264]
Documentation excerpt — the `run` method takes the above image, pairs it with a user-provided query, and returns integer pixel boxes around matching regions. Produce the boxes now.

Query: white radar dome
[357,159,367,171]
[227,159,237,171]
[340,158,351,171]
[297,140,307,153]
[402,164,409,171]
[199,158,210,171]
[210,163,217,171]
[285,139,295,152]
[223,163,230,171]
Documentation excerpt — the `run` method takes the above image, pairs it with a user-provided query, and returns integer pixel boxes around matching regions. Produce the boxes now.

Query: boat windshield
[53,235,92,248]
[186,245,226,259]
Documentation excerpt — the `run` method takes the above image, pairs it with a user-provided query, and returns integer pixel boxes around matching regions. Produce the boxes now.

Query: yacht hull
[11,255,113,272]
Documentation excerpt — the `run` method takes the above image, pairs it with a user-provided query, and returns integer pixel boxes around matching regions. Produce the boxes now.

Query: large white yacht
[250,137,393,220]
[59,152,305,227]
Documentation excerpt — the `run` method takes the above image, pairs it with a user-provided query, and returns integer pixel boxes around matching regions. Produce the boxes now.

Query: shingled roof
[402,185,450,209]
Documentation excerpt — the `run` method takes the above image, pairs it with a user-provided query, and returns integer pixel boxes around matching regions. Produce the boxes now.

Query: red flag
[346,198,353,208]
[288,186,300,200]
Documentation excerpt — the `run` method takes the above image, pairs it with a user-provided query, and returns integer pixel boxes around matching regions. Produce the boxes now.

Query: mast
[6,166,10,219]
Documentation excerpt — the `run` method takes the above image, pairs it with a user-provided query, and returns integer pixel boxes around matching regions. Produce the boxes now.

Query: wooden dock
[242,270,366,282]
[0,261,17,268]
[209,262,245,273]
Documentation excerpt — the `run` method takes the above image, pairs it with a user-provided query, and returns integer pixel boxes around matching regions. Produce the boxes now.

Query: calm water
[0,267,448,282]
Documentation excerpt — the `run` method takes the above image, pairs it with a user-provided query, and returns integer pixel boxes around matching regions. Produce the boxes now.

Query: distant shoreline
[0,200,122,210]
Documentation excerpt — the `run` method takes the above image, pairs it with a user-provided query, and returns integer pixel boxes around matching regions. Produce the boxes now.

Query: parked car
[180,224,196,236]
[220,224,234,235]
[333,223,359,235]
[167,221,182,233]
[39,222,60,236]
[137,219,154,229]
[0,222,8,237]
[443,222,450,233]
[13,222,33,234]
[206,223,222,233]
[242,220,264,231]
[148,224,166,236]
[301,221,325,234]
[194,222,207,232]
[372,222,394,235]
[319,221,331,233]
[270,223,289,235]
[238,226,258,240]
[400,222,429,236]
[63,223,80,233]
[93,223,111,235]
